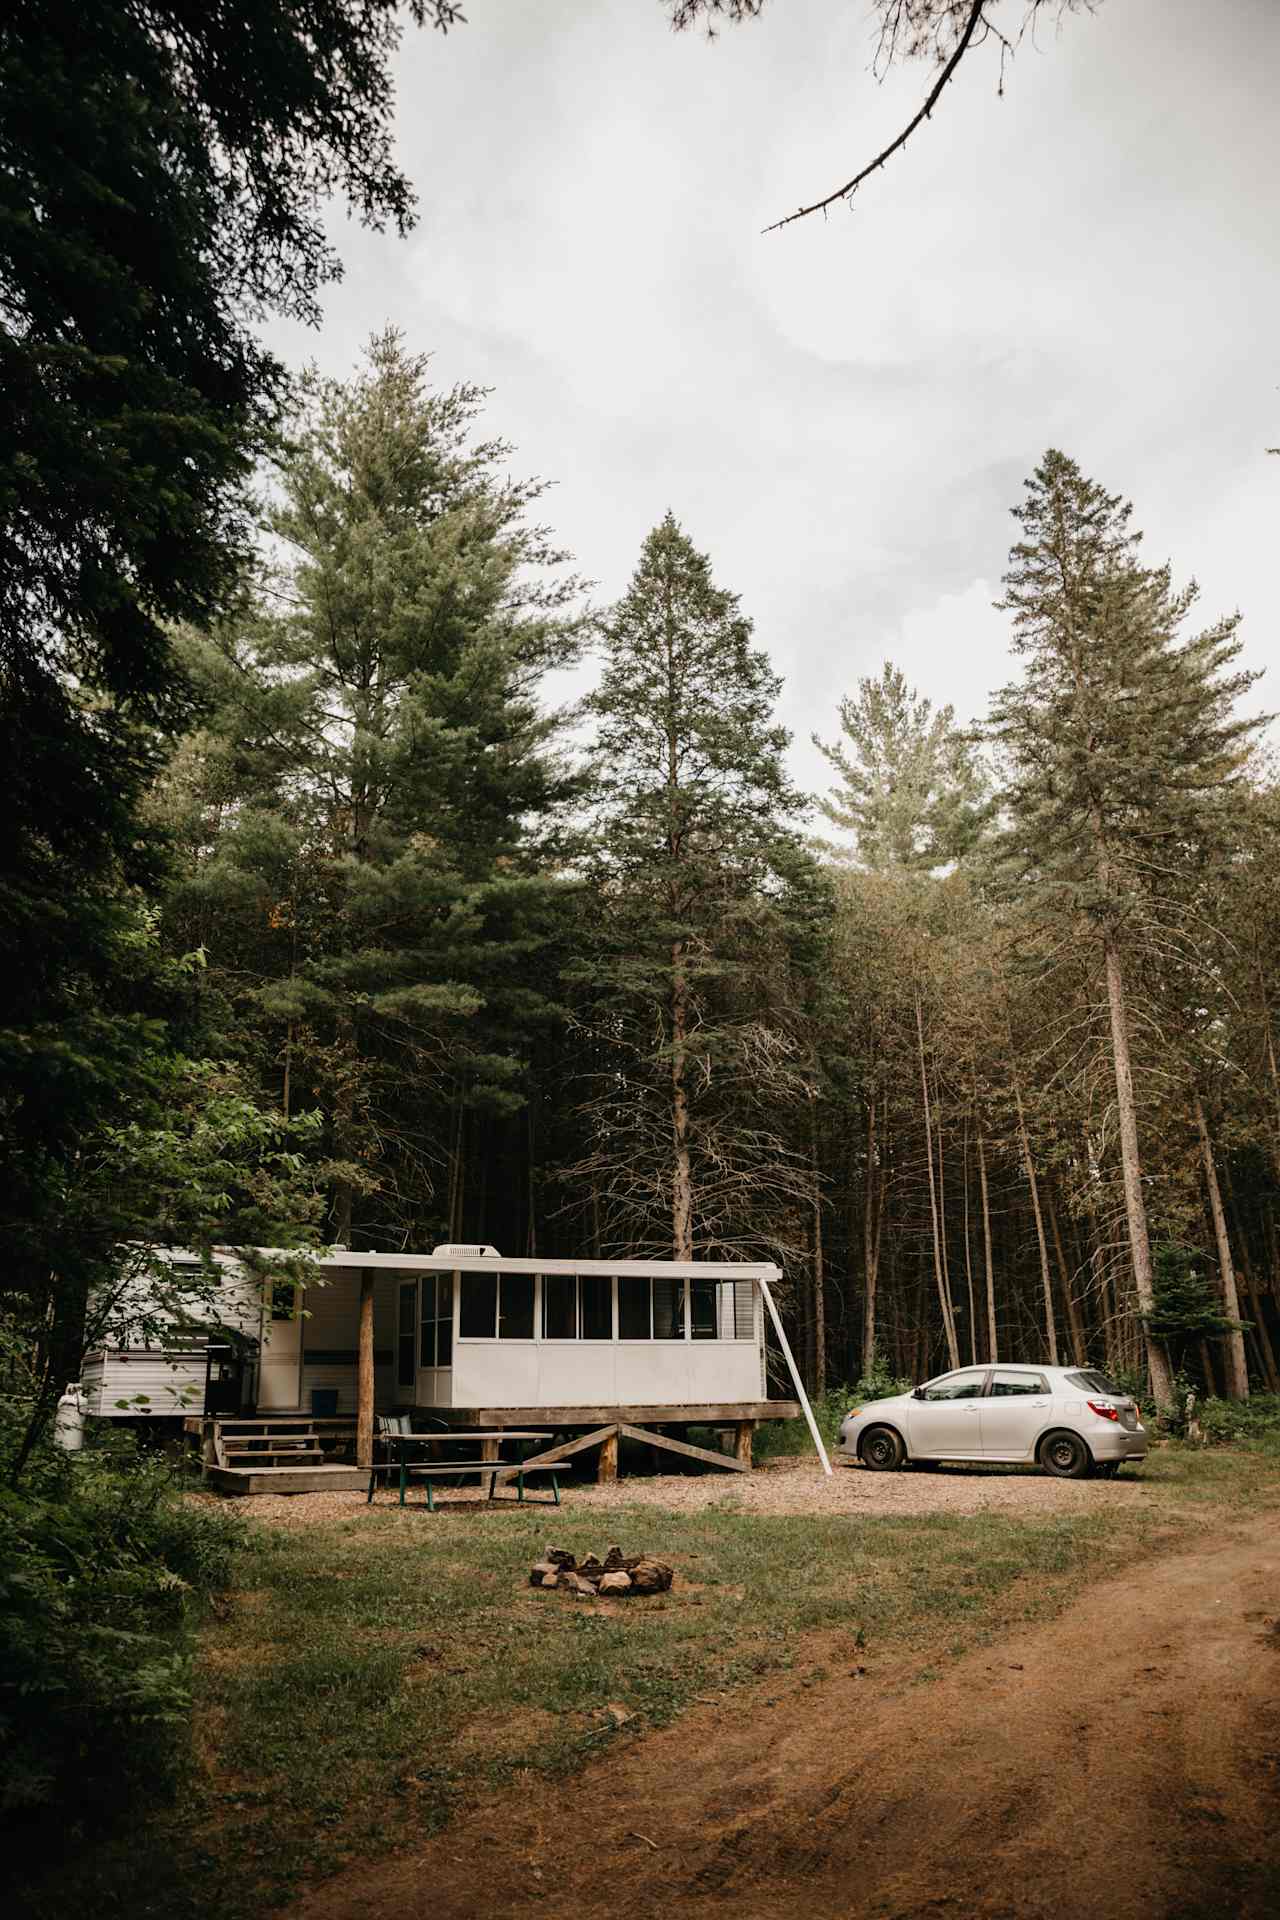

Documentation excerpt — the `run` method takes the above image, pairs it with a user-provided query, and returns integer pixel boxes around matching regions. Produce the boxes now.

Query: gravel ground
[189,1453,1157,1532]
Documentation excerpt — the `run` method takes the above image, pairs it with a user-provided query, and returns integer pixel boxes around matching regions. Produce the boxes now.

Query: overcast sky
[266,0,1280,802]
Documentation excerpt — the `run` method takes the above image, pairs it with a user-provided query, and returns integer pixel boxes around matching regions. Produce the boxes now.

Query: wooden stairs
[205,1416,366,1496]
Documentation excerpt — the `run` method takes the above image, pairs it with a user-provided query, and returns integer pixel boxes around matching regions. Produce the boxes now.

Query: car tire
[860,1424,905,1471]
[1038,1430,1091,1479]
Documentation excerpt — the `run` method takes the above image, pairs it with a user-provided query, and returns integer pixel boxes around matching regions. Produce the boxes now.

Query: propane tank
[54,1383,86,1452]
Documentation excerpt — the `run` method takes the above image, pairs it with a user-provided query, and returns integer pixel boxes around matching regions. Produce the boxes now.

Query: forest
[5,4,1280,1907]
[9,326,1275,1445]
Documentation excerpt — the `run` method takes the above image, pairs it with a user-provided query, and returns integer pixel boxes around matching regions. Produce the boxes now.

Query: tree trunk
[1192,1093,1249,1400]
[916,993,959,1368]
[961,1117,977,1366]
[1010,1069,1058,1366]
[1046,1186,1088,1366]
[809,1098,826,1397]
[671,942,693,1261]
[861,1096,882,1372]
[1221,1163,1279,1392]
[976,1124,997,1363]
[1103,936,1175,1404]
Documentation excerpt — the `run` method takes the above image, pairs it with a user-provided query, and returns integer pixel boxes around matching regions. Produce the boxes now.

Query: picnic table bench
[366,1427,559,1511]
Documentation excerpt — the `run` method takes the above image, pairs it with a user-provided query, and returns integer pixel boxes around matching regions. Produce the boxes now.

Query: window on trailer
[541,1273,613,1340]
[420,1275,453,1367]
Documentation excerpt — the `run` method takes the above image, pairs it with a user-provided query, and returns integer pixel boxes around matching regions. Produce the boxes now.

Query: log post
[356,1268,375,1469]
[734,1420,755,1468]
[480,1437,499,1464]
[597,1426,619,1484]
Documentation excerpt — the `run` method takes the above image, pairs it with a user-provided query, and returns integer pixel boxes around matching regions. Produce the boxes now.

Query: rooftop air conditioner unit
[432,1243,501,1259]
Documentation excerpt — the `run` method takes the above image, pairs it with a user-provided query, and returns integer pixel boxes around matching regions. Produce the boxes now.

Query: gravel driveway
[191,1451,1157,1531]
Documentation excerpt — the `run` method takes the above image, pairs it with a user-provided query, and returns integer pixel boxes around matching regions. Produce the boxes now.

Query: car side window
[921,1370,987,1401]
[989,1370,1048,1396]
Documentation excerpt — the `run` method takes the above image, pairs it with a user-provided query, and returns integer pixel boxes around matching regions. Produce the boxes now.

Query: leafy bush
[0,1428,247,1832]
[1196,1393,1280,1450]
[756,1352,914,1457]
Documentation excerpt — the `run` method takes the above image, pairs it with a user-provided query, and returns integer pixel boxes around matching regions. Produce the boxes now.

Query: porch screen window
[690,1279,717,1340]
[618,1275,651,1340]
[460,1271,498,1339]
[499,1273,534,1340]
[652,1276,685,1340]
[580,1274,612,1340]
[542,1273,575,1339]
[420,1275,453,1367]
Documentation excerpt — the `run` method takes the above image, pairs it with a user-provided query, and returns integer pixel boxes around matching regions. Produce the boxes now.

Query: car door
[906,1368,989,1457]
[981,1368,1052,1459]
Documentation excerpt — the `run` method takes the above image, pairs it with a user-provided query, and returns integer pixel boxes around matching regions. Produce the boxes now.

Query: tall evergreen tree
[815,661,988,870]
[989,449,1266,1405]
[168,333,584,1258]
[572,514,817,1262]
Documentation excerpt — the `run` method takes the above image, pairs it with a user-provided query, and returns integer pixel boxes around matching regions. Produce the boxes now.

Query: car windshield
[1065,1369,1129,1397]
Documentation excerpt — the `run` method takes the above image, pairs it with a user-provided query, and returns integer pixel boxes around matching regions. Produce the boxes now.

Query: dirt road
[295,1516,1280,1920]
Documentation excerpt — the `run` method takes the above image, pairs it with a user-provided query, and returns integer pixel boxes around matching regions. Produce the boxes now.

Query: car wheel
[1039,1430,1091,1479]
[860,1424,905,1471]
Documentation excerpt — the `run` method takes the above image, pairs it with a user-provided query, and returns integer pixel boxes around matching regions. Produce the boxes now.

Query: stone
[546,1547,576,1569]
[603,1545,626,1571]
[629,1561,674,1594]
[539,1571,560,1589]
[577,1553,604,1578]
[530,1560,559,1584]
[571,1574,599,1597]
[598,1571,632,1595]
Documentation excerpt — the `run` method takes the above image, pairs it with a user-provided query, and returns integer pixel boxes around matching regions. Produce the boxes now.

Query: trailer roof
[206,1249,783,1281]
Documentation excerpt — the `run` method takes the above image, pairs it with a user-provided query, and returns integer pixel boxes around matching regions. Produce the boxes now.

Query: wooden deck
[430,1401,800,1426]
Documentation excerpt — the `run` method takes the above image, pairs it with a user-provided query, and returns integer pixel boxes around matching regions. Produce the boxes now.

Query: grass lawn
[16,1438,1280,1919]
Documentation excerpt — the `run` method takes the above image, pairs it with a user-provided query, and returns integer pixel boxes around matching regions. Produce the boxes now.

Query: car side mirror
[911,1386,926,1400]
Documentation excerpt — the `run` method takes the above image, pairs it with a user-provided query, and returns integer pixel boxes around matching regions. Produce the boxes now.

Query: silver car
[836,1365,1147,1479]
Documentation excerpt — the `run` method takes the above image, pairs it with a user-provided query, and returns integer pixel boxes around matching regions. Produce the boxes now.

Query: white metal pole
[758,1276,832,1475]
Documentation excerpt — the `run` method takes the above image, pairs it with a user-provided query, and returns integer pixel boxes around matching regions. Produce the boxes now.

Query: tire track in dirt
[293,1516,1280,1920]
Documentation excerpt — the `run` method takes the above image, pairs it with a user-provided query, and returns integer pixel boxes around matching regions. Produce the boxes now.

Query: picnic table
[367,1430,558,1511]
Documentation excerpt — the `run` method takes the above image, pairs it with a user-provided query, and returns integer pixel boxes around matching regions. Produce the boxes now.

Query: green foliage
[165,331,585,1246]
[0,1428,247,1828]
[815,661,990,871]
[1144,1243,1243,1341]
[0,0,465,1439]
[569,512,822,1258]
[1197,1393,1280,1450]
[853,1346,914,1403]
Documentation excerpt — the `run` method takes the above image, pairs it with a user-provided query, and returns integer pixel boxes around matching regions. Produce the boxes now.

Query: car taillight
[1087,1399,1119,1421]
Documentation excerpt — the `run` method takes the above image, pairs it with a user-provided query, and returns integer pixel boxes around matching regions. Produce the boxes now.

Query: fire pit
[529,1544,674,1597]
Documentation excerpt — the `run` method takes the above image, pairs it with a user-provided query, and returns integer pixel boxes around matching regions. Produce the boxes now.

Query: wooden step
[223,1432,318,1447]
[222,1447,326,1464]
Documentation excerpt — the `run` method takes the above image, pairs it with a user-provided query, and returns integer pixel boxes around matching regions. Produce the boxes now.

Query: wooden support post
[356,1269,374,1469]
[597,1426,619,1484]
[734,1420,755,1468]
[480,1437,499,1464]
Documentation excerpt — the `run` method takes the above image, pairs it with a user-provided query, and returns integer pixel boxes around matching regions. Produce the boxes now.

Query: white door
[980,1368,1053,1459]
[257,1285,303,1409]
[906,1368,988,1456]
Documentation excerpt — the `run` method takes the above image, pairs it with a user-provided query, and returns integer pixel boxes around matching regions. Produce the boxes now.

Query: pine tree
[168,333,584,1259]
[989,449,1266,1405]
[572,514,817,1262]
[814,660,988,870]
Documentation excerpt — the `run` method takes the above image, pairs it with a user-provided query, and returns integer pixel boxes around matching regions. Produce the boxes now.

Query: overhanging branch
[763,0,987,232]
